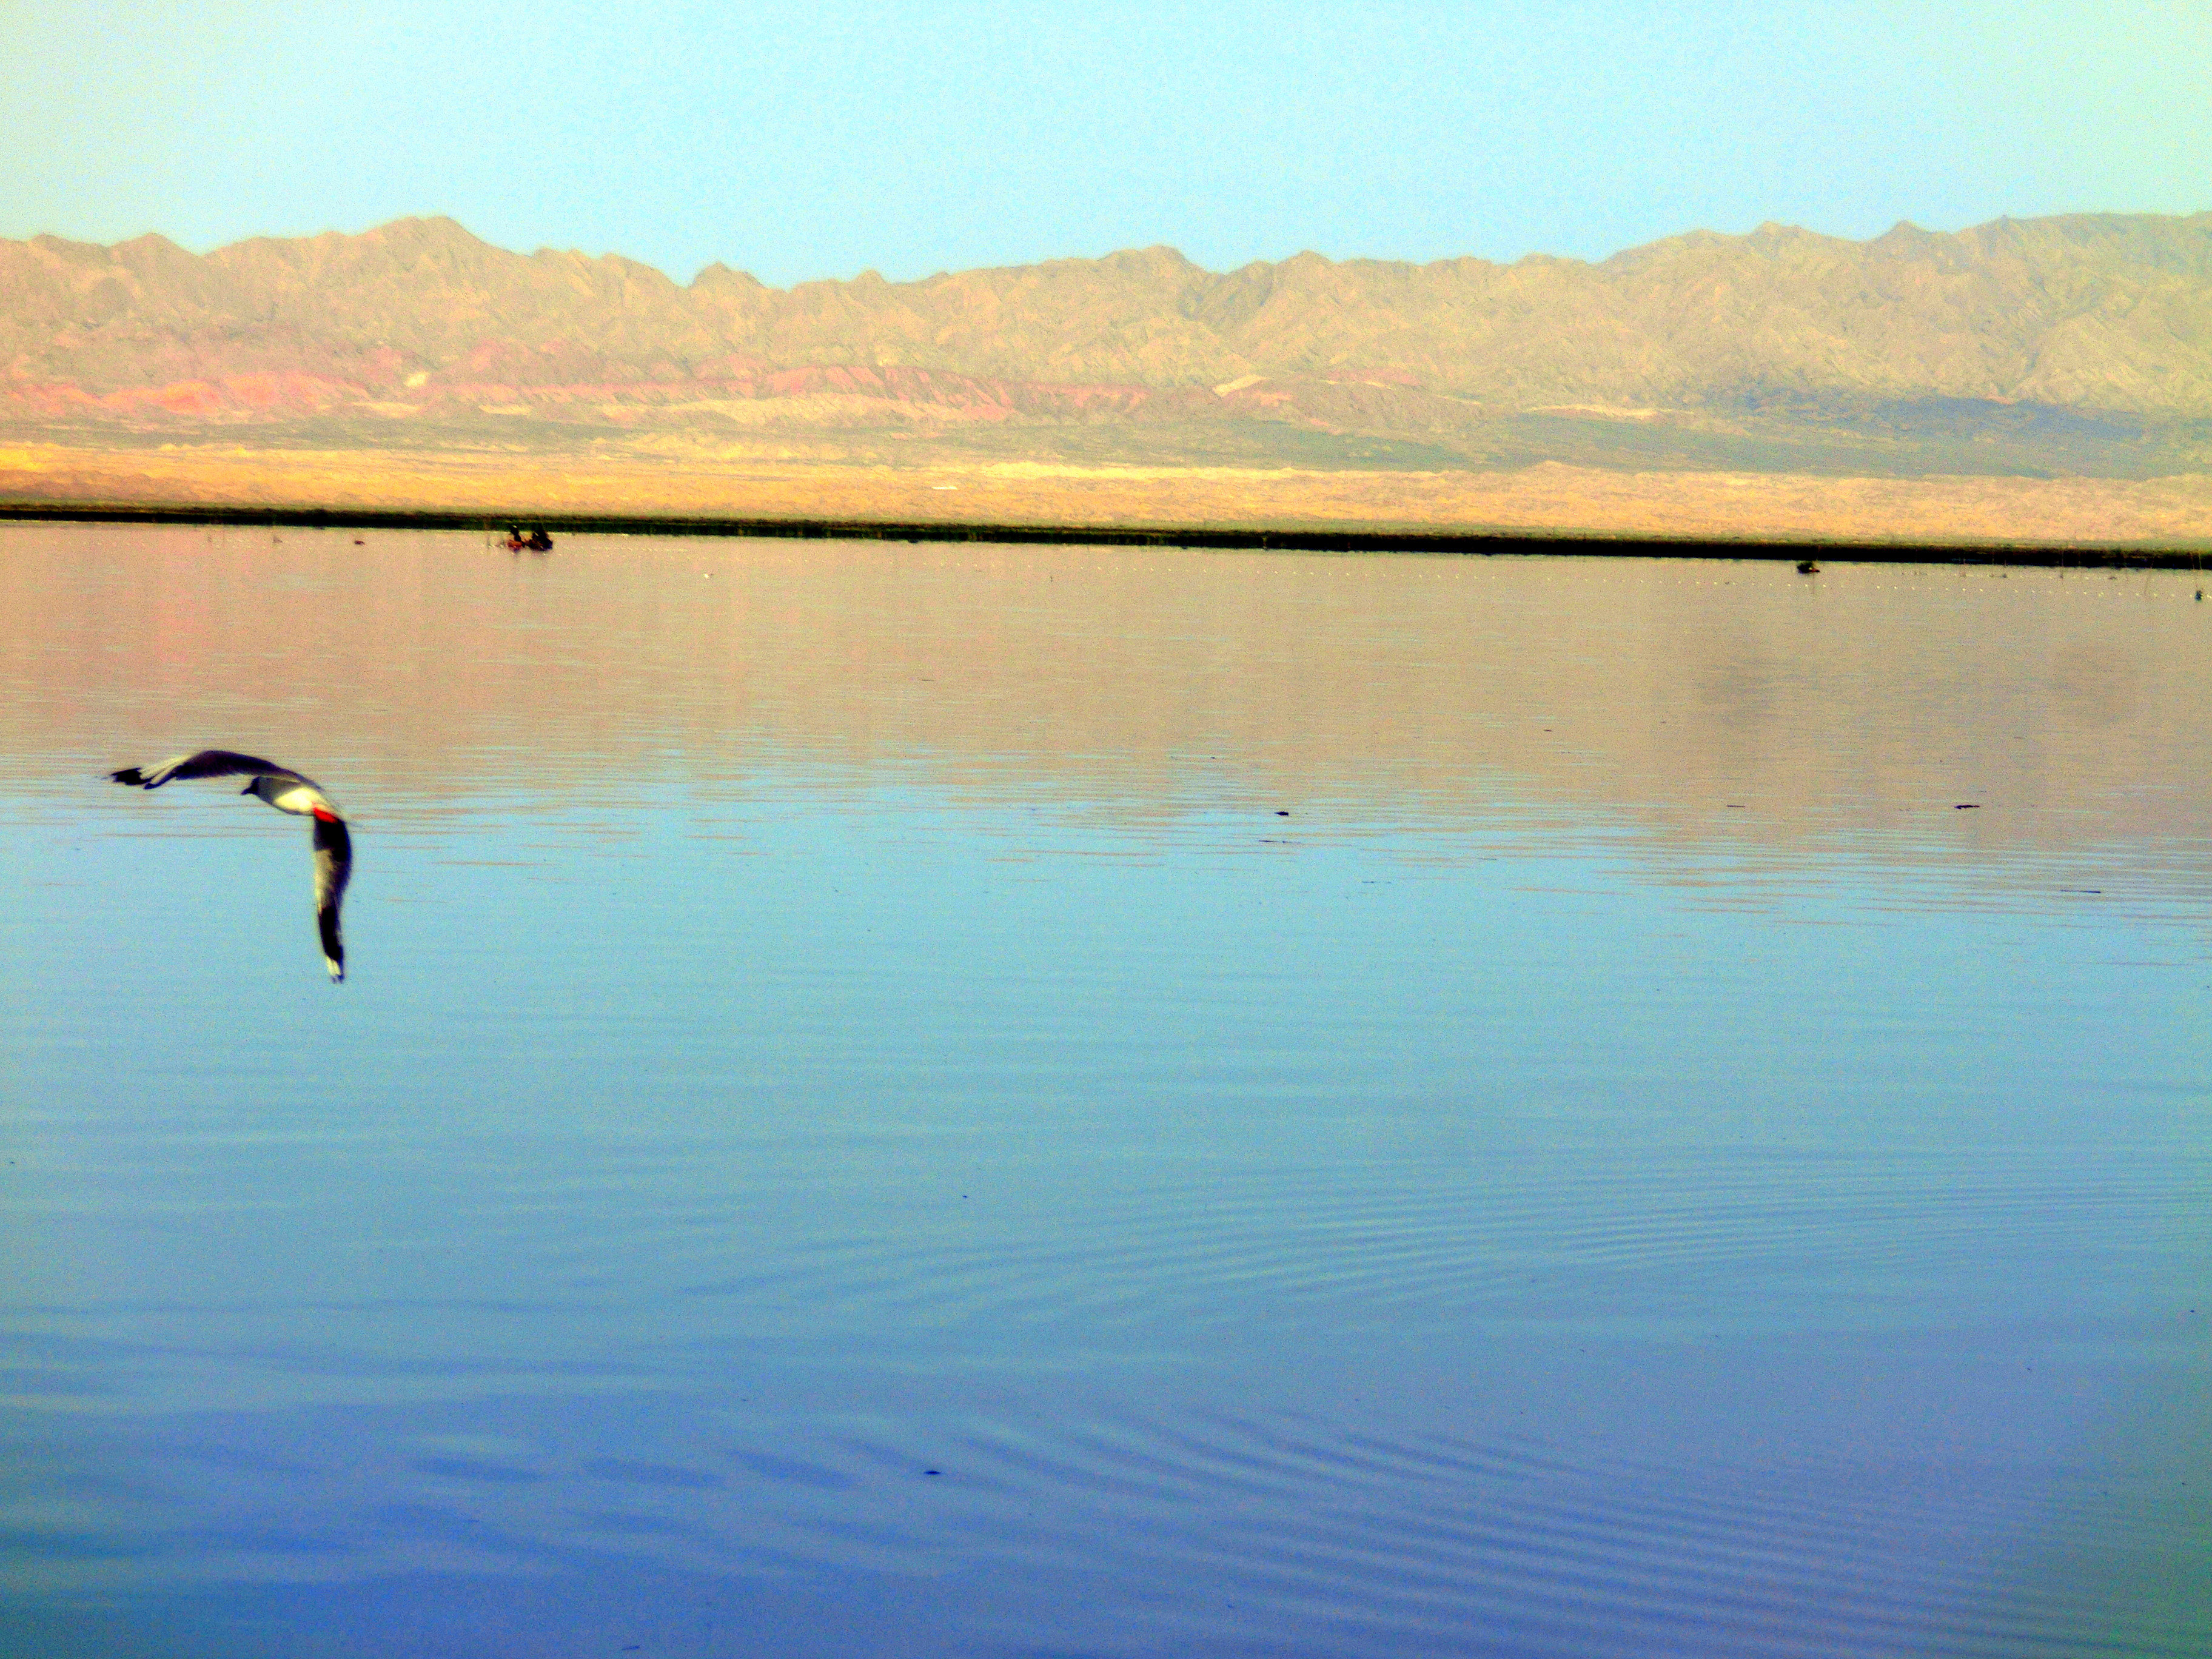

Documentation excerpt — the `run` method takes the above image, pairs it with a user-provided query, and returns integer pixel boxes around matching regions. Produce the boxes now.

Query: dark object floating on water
[504,525,554,552]
[1955,803,1981,809]
[107,749,352,982]
[352,537,366,546]
[1797,559,1820,574]
[923,1469,942,1477]
[1276,809,1290,817]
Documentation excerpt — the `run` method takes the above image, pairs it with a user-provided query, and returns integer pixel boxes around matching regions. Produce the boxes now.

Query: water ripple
[673,1155,2205,1339]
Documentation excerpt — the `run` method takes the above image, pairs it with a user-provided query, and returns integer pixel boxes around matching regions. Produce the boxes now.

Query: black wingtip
[110,767,148,786]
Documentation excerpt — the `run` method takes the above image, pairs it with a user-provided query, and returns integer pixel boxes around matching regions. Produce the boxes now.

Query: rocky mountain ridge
[5,213,2211,474]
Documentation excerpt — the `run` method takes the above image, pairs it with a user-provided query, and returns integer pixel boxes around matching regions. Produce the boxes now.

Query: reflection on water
[1,525,2207,1657]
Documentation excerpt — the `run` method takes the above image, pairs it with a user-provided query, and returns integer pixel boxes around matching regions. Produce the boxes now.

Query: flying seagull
[109,749,353,982]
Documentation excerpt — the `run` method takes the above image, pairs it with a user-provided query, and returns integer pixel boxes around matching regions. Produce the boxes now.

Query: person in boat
[503,525,527,551]
[525,527,554,552]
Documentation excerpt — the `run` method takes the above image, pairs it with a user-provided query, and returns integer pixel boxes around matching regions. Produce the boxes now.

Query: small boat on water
[504,525,554,552]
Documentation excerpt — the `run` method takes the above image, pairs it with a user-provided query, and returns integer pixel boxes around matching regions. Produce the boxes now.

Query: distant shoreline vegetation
[2,502,2204,568]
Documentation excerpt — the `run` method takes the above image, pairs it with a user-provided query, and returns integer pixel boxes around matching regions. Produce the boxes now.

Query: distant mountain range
[6,213,2211,476]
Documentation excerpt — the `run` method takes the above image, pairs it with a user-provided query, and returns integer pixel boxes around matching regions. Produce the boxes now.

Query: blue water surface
[1,526,2207,1657]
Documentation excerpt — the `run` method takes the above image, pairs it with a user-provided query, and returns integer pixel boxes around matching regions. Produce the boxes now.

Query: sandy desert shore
[2,441,2209,546]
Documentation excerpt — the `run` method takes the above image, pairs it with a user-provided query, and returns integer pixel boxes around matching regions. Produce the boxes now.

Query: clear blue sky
[5,0,2207,286]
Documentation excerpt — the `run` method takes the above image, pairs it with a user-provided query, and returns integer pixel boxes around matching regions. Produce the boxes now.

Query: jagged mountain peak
[3,212,2210,421]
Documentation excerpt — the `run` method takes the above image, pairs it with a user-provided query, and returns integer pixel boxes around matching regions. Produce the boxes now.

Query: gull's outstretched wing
[312,809,352,983]
[110,750,313,790]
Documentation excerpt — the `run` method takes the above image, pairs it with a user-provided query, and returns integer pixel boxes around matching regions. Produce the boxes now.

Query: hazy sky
[5,0,2207,286]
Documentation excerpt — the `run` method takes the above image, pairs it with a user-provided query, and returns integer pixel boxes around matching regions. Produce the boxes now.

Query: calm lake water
[1,524,2207,1657]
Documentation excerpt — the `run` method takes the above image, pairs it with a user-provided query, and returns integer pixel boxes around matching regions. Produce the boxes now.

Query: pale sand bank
[1,443,2208,546]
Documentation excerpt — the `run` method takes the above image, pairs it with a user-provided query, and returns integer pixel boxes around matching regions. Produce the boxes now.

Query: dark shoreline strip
[1,501,2205,568]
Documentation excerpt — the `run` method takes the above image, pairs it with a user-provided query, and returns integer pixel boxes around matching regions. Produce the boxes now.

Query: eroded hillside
[5,213,2212,478]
